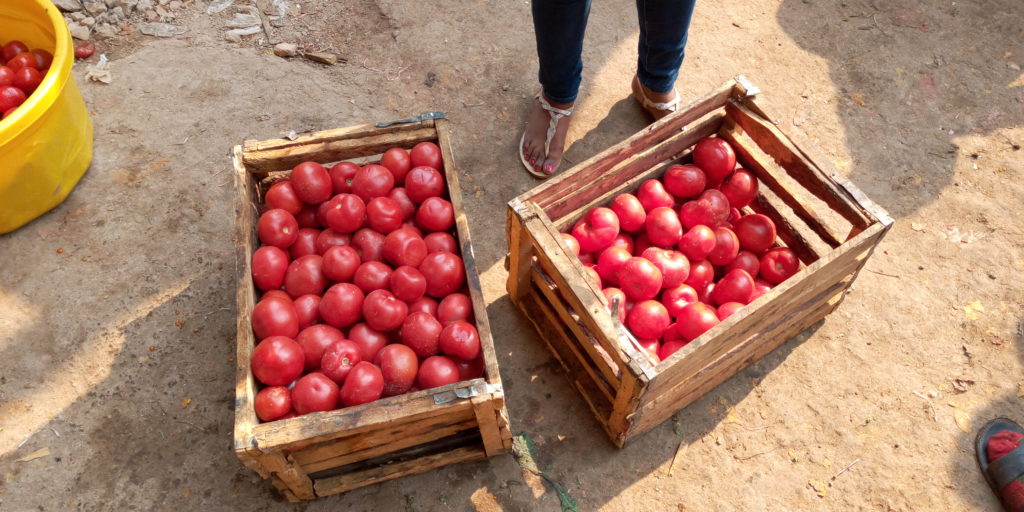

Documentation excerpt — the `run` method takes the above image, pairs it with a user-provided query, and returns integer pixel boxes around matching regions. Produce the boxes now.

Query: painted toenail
[544,164,554,173]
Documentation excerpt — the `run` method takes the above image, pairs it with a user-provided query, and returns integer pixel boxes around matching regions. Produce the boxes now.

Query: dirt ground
[1,0,1023,510]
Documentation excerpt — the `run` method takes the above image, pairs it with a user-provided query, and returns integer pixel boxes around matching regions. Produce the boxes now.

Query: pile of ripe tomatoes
[0,40,53,119]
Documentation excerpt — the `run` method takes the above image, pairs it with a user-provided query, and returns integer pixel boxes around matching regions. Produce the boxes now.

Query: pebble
[69,12,86,21]
[67,21,92,40]
[155,6,168,17]
[1010,62,1022,71]
[168,0,182,9]
[81,16,96,26]
[225,32,242,43]
[93,23,118,38]
[53,0,84,12]
[273,42,298,58]
[144,9,159,21]
[82,0,107,15]
[136,0,153,11]
[110,6,125,20]
[304,52,338,65]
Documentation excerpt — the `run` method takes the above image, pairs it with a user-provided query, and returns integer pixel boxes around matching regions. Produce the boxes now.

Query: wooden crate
[506,77,893,447]
[232,116,513,501]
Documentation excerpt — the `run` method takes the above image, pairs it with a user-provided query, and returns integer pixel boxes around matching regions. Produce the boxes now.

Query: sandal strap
[639,91,679,112]
[536,93,573,157]
[990,445,1024,490]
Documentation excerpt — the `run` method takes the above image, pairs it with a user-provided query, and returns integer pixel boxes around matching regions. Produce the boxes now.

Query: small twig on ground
[872,15,890,36]
[867,269,900,278]
[50,427,61,438]
[668,441,686,475]
[173,136,190,145]
[360,59,409,81]
[831,458,861,481]
[737,447,781,461]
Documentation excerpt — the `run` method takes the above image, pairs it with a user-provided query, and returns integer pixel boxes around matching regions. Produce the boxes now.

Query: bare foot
[632,75,678,120]
[521,93,573,176]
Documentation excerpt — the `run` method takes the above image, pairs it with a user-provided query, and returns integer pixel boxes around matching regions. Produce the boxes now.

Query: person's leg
[633,0,697,117]
[523,0,591,176]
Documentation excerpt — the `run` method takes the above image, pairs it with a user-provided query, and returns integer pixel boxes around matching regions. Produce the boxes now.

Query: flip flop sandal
[976,417,1024,505]
[520,93,573,179]
[631,74,679,120]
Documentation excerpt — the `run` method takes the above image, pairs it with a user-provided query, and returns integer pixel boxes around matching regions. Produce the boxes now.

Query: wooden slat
[725,101,873,229]
[719,117,846,248]
[628,281,847,438]
[749,186,825,264]
[242,127,438,172]
[232,146,260,456]
[606,368,643,448]
[436,118,502,387]
[253,381,479,451]
[257,451,315,500]
[471,394,506,457]
[649,223,885,397]
[506,199,534,301]
[313,446,488,497]
[545,111,725,222]
[523,79,741,208]
[243,120,434,153]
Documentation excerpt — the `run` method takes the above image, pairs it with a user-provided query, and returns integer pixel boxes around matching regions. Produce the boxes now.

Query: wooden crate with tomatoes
[232,115,513,501]
[506,77,893,447]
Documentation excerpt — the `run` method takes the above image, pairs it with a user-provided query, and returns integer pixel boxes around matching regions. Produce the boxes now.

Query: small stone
[1010,62,1022,71]
[103,0,117,7]
[82,0,107,15]
[224,32,242,43]
[115,0,138,11]
[304,52,337,65]
[157,0,170,5]
[81,16,96,26]
[273,42,298,58]
[144,9,158,21]
[136,0,153,11]
[110,6,124,20]
[69,12,86,21]
[155,5,168,17]
[67,21,92,40]
[93,23,118,38]
[168,0,182,9]
[53,0,84,12]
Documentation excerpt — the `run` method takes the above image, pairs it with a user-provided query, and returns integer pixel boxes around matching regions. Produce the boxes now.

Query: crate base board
[313,445,488,497]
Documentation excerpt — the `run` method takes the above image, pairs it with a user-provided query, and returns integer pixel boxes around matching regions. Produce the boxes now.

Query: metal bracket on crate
[733,75,761,98]
[375,112,446,128]
[432,382,502,405]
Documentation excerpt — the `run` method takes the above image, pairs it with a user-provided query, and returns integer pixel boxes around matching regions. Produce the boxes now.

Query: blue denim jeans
[532,0,698,104]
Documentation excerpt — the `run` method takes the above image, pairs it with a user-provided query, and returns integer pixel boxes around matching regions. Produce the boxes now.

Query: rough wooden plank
[243,120,434,154]
[749,185,826,265]
[242,127,438,172]
[606,369,644,448]
[471,394,506,457]
[505,199,534,301]
[313,446,487,497]
[257,451,315,500]
[524,79,741,208]
[232,146,260,455]
[719,117,846,247]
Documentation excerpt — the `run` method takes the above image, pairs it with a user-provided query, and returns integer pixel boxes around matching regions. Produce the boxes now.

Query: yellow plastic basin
[0,0,93,234]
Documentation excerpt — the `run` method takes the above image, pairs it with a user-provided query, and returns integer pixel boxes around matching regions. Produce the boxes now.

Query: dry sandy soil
[1,0,1023,510]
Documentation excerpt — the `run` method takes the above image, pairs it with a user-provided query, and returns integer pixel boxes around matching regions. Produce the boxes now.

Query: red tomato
[329,162,359,194]
[759,247,799,284]
[254,386,292,422]
[2,41,29,62]
[408,296,439,317]
[401,311,443,357]
[418,251,466,298]
[295,324,344,371]
[352,228,385,263]
[693,137,736,184]
[295,204,319,229]
[637,179,675,212]
[641,247,690,288]
[751,278,774,301]
[375,344,419,396]
[719,169,758,208]
[578,252,596,265]
[366,197,404,234]
[410,142,443,170]
[727,207,742,225]
[321,339,363,383]
[319,283,365,328]
[425,232,458,254]
[0,85,26,112]
[711,269,754,306]
[638,338,660,362]
[557,232,581,257]
[626,300,671,339]
[707,227,740,266]
[362,289,408,332]
[340,362,384,407]
[289,228,320,259]
[352,261,392,293]
[322,245,360,282]
[251,335,304,386]
[726,250,760,278]
[258,209,299,249]
[30,49,53,70]
[381,147,412,184]
[323,194,366,233]
[602,287,628,323]
[675,302,720,341]
[351,164,395,201]
[679,189,730,229]
[645,207,683,247]
[348,322,388,361]
[678,225,716,261]
[437,293,474,325]
[617,257,663,301]
[663,164,706,199]
[390,265,427,302]
[453,355,485,381]
[571,207,620,253]
[405,166,445,203]
[290,162,332,204]
[12,66,41,94]
[439,321,481,360]
[632,233,653,256]
[292,294,322,330]
[0,66,12,87]
[265,180,303,214]
[252,297,299,340]
[388,187,416,220]
[382,226,428,268]
[415,197,455,232]
[733,214,777,254]
[596,246,632,286]
[662,283,698,319]
[6,52,36,71]
[697,283,715,304]
[684,259,715,291]
[717,302,744,320]
[291,372,339,414]
[284,255,327,298]
[73,41,95,59]
[609,233,635,254]
[582,264,602,288]
[252,245,289,291]
[659,339,689,361]
[262,290,292,302]
[316,229,351,255]
[610,193,646,232]
[417,356,460,390]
